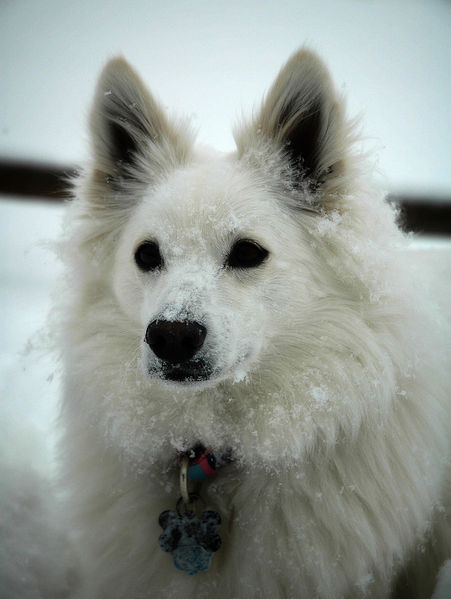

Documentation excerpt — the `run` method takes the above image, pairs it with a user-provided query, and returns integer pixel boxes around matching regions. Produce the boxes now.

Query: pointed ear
[235,49,349,194]
[89,57,192,185]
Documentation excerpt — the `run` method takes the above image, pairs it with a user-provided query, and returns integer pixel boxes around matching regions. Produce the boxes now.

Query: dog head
[78,49,357,391]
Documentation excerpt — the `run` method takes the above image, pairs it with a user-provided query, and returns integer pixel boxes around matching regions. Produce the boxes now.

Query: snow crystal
[316,210,342,236]
[310,385,329,408]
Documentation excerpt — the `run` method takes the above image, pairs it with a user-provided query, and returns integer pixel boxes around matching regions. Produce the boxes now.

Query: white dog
[56,49,450,598]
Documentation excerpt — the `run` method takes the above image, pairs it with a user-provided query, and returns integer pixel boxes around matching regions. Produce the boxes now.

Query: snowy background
[1,0,451,195]
[0,0,450,468]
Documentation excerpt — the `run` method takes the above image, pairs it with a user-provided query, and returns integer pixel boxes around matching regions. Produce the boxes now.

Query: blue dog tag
[171,544,213,575]
[158,508,221,575]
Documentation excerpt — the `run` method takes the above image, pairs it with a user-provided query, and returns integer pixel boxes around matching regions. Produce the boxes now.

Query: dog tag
[158,507,221,575]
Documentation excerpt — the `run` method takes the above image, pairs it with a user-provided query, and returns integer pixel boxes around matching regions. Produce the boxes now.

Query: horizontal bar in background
[0,160,450,235]
[0,160,75,200]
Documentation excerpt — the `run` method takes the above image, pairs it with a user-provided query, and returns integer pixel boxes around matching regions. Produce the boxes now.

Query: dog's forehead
[140,157,278,237]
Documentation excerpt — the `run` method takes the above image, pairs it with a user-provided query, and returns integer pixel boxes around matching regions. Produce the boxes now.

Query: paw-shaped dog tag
[158,509,221,575]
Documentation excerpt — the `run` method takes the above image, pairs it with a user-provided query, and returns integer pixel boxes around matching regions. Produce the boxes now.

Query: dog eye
[226,239,269,269]
[134,241,163,271]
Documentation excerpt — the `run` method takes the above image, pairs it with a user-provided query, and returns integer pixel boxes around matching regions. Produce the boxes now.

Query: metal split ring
[176,495,200,518]
[178,455,204,516]
[179,455,190,505]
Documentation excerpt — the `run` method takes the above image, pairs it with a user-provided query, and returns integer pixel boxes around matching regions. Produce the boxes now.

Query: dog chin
[143,358,215,388]
[143,357,251,390]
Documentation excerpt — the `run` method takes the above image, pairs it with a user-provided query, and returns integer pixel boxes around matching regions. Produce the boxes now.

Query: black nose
[145,320,207,363]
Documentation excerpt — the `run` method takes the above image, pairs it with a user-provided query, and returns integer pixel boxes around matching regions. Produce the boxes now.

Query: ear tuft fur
[235,49,350,195]
[89,57,192,187]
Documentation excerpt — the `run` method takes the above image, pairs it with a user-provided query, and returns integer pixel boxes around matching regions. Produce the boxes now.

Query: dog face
[112,156,309,387]
[82,49,351,390]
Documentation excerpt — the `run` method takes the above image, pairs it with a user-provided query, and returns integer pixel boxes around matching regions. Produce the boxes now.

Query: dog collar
[158,444,233,575]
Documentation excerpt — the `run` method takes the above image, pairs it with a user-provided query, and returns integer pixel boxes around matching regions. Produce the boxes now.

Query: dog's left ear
[235,49,349,195]
[89,57,192,187]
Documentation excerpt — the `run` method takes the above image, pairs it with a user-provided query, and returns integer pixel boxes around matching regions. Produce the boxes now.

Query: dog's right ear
[89,58,192,187]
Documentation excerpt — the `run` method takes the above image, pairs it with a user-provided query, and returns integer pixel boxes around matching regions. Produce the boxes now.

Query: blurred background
[0,0,450,462]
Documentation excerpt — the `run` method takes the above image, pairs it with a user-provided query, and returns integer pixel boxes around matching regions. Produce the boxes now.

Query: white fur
[55,50,451,598]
